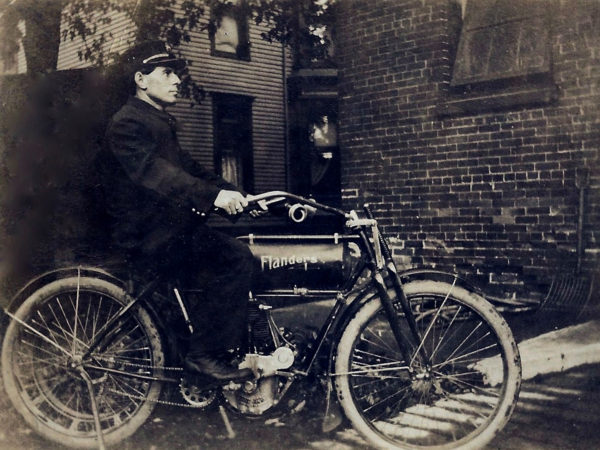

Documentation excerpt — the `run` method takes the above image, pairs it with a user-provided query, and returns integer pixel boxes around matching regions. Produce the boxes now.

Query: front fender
[396,268,483,296]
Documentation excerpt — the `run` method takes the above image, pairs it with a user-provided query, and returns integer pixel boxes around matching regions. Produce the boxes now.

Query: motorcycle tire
[334,280,521,449]
[2,276,165,448]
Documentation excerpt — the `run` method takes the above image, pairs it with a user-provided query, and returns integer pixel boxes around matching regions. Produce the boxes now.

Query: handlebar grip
[288,204,309,223]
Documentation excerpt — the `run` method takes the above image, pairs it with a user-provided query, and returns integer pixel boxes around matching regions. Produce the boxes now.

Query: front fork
[360,206,429,367]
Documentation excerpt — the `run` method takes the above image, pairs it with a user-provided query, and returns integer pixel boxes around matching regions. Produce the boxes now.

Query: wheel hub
[411,367,434,395]
[69,354,83,369]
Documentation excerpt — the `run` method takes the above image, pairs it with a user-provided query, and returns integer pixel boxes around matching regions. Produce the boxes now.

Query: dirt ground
[1,362,600,450]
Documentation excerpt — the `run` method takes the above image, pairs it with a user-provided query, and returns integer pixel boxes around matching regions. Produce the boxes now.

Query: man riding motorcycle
[98,40,253,381]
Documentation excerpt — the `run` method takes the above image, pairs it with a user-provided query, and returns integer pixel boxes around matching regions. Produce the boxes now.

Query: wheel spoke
[16,349,64,368]
[68,293,91,345]
[361,383,413,412]
[56,296,75,337]
[34,310,66,348]
[91,296,103,340]
[103,324,143,351]
[71,268,82,354]
[436,371,502,399]
[428,305,463,361]
[31,317,90,351]
[364,323,403,357]
[106,372,148,399]
[47,303,74,345]
[432,342,497,369]
[430,319,483,368]
[20,332,65,356]
[353,346,403,363]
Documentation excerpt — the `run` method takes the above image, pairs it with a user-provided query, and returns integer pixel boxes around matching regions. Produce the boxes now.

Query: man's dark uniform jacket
[100,96,253,355]
[101,96,238,254]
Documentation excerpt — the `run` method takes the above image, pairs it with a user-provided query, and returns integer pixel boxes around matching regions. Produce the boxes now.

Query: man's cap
[120,40,187,73]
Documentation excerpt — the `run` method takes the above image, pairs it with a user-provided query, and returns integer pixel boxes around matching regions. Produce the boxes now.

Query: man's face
[136,66,181,108]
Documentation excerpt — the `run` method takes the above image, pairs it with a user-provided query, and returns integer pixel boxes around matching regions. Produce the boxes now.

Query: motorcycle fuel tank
[237,234,362,295]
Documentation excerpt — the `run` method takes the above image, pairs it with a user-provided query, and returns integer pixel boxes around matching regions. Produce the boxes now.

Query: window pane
[215,15,239,54]
[311,115,337,147]
[221,153,242,186]
[451,0,550,86]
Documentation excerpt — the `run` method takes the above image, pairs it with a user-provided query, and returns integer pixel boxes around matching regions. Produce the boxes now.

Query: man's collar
[128,96,172,118]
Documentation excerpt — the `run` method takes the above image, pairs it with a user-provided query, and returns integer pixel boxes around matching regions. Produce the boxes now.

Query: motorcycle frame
[76,193,418,373]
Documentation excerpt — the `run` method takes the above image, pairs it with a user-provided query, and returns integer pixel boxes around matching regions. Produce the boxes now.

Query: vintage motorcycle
[1,191,521,449]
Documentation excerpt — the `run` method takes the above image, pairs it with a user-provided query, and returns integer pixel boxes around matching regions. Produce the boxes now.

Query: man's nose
[172,74,181,85]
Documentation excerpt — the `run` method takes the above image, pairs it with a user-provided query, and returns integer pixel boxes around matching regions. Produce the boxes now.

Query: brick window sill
[437,85,558,117]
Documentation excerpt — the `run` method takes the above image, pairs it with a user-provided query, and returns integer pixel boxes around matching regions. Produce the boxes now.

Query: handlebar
[245,191,349,222]
[205,191,372,227]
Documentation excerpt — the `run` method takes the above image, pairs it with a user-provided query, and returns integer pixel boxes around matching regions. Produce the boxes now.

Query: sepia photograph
[0,0,598,449]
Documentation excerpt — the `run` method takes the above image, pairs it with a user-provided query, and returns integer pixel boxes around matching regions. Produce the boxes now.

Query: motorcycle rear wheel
[2,276,164,448]
[334,280,521,449]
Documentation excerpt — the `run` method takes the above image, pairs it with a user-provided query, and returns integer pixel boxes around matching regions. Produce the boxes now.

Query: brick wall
[336,0,600,299]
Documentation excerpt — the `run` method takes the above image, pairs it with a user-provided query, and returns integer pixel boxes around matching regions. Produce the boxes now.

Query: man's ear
[134,71,147,90]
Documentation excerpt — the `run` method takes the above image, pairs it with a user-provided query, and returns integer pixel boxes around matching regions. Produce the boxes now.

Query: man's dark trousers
[150,225,254,357]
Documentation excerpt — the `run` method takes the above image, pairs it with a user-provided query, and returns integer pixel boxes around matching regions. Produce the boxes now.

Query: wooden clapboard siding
[171,6,291,193]
[56,11,135,70]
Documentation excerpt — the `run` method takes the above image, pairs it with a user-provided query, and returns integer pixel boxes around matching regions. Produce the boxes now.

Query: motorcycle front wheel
[2,276,165,448]
[334,280,521,450]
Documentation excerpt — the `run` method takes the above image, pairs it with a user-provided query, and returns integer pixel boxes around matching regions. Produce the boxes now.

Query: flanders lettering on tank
[260,255,318,271]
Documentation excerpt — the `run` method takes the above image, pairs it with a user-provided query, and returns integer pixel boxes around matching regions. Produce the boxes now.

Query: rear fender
[1,266,178,362]
[4,266,127,315]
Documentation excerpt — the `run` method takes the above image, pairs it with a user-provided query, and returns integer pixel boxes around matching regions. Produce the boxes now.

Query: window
[452,0,550,86]
[210,4,250,60]
[212,93,254,192]
[441,0,557,115]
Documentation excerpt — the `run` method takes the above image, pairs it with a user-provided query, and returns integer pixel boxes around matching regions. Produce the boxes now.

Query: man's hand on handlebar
[212,191,322,220]
[214,190,248,215]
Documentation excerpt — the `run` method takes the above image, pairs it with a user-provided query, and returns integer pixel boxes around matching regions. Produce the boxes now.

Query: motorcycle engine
[222,376,278,416]
[221,300,317,416]
[222,347,294,416]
